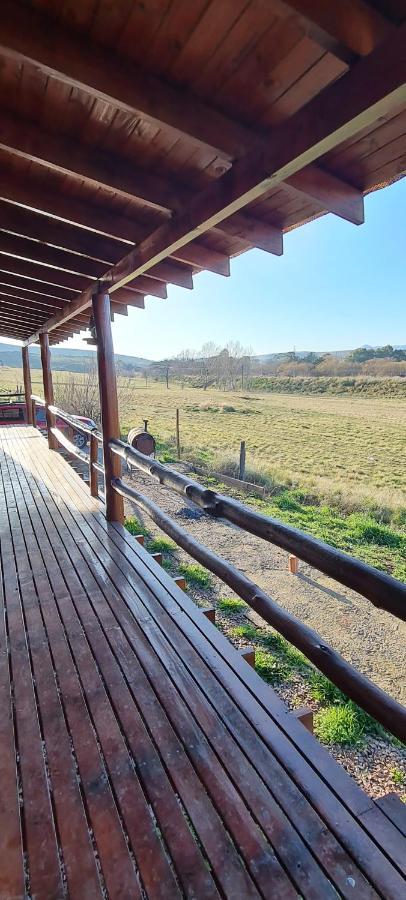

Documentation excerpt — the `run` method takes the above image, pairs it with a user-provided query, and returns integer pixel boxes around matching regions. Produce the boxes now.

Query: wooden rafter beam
[0,230,193,289]
[0,0,366,225]
[0,168,277,260]
[0,296,89,322]
[0,288,64,311]
[285,163,364,224]
[0,199,230,276]
[0,108,282,256]
[0,241,169,305]
[25,22,405,344]
[0,272,76,302]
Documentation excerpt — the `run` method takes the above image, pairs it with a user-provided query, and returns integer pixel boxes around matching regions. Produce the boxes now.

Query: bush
[255,650,289,685]
[147,537,176,553]
[124,516,149,537]
[314,704,365,745]
[309,671,347,705]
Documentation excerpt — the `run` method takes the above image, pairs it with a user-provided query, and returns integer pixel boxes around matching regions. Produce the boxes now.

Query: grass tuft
[255,650,290,685]
[308,671,347,705]
[124,516,149,537]
[314,704,366,746]
[178,562,212,588]
[147,537,176,554]
[218,597,247,614]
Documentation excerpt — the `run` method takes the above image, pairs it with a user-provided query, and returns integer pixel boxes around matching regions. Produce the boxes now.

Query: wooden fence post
[39,332,57,449]
[21,346,33,425]
[92,288,124,523]
[176,408,181,460]
[89,432,99,498]
[239,440,246,480]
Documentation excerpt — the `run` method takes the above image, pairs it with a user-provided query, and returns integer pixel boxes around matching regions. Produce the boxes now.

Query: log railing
[112,475,406,743]
[31,395,103,496]
[109,439,405,621]
[31,399,406,742]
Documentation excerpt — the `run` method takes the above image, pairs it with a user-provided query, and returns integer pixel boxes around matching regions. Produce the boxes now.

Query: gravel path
[123,464,406,801]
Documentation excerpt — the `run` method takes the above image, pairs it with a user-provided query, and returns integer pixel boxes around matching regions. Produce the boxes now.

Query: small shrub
[178,563,212,588]
[231,623,258,641]
[221,405,236,413]
[218,597,247,614]
[255,650,289,685]
[314,704,365,746]
[124,516,149,537]
[309,671,347,705]
[391,768,405,786]
[148,537,176,554]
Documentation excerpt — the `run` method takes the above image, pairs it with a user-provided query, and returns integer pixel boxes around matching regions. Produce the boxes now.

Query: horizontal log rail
[31,393,45,406]
[50,426,89,464]
[112,476,406,744]
[109,438,406,622]
[48,403,102,441]
[27,398,406,741]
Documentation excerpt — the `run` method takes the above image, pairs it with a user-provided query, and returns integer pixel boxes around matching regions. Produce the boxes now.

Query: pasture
[118,381,405,511]
[1,366,405,510]
[1,366,405,577]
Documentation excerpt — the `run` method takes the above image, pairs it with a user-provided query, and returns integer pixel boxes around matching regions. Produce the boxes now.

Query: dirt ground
[123,463,406,801]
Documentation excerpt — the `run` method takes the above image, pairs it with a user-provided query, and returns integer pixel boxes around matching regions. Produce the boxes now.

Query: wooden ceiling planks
[0,0,402,345]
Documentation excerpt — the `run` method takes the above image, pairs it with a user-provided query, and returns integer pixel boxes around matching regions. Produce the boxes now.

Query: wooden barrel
[127,427,156,456]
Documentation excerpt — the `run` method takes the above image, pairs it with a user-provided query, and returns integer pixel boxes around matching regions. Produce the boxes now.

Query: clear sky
[1,177,404,359]
[108,177,405,359]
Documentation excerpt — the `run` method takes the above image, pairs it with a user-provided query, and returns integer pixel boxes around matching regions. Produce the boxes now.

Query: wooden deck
[0,425,405,899]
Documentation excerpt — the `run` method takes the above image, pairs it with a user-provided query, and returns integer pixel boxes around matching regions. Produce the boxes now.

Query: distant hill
[0,341,404,373]
[0,343,152,373]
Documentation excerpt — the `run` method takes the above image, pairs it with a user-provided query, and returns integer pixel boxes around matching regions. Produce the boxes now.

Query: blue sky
[1,178,404,358]
[108,177,405,359]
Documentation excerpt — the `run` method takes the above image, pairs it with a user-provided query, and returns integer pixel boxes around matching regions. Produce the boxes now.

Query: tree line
[132,343,406,389]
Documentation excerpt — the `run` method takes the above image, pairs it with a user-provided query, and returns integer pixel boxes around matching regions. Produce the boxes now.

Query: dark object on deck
[127,425,156,457]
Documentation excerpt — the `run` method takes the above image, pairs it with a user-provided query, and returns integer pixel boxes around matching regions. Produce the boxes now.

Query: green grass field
[117,380,405,508]
[1,367,405,576]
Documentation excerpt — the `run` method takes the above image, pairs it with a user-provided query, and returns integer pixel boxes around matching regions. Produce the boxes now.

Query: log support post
[202,607,216,624]
[289,554,299,574]
[39,332,57,449]
[239,647,256,668]
[92,289,124,523]
[21,346,33,425]
[293,706,314,733]
[174,576,186,591]
[151,552,163,566]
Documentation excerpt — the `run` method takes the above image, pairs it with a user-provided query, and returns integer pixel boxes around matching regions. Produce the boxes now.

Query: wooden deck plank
[0,425,405,900]
[0,486,24,900]
[3,432,181,899]
[14,433,395,894]
[1,447,105,899]
[31,433,406,892]
[0,444,64,898]
[12,426,287,897]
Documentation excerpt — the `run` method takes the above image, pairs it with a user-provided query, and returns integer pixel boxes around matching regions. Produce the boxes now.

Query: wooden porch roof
[0,0,404,344]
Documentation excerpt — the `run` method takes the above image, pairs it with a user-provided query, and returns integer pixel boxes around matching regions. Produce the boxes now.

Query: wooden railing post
[89,432,99,498]
[92,288,124,523]
[39,332,57,449]
[21,346,33,425]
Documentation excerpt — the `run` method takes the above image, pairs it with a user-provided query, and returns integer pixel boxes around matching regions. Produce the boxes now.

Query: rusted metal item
[127,426,156,456]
